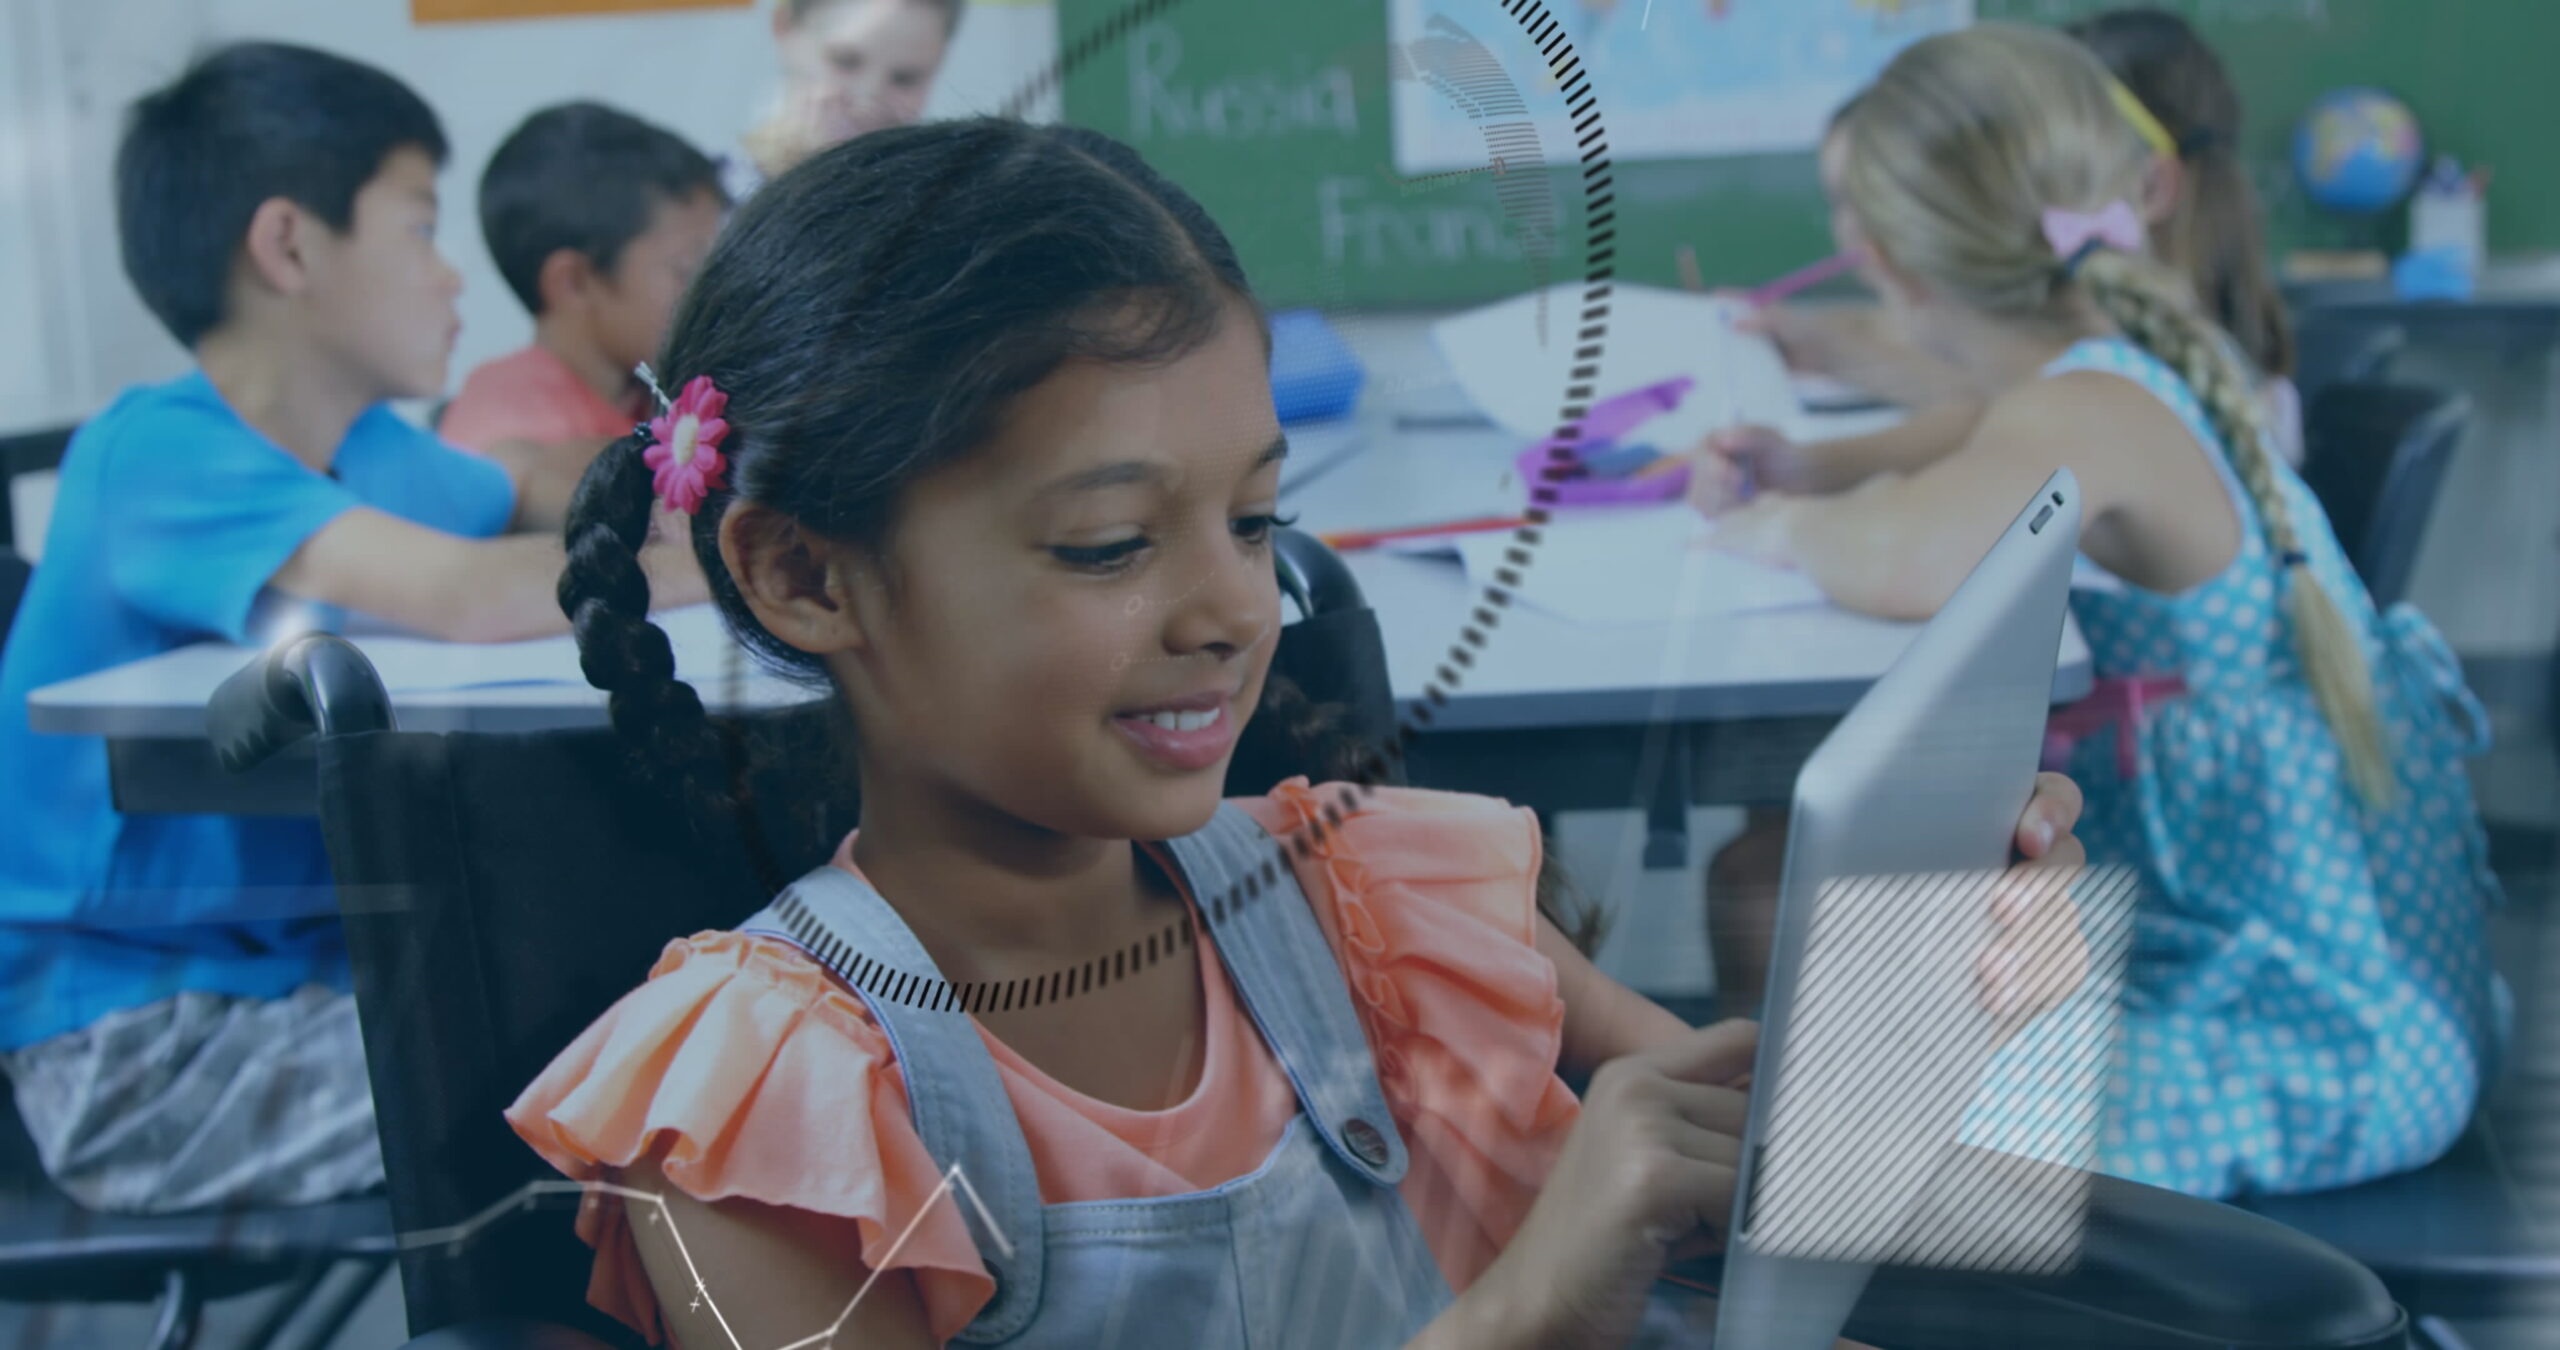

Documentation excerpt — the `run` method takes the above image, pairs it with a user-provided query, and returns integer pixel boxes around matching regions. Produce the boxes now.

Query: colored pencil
[1632,452,1688,481]
[1745,251,1856,307]
[1320,515,1529,552]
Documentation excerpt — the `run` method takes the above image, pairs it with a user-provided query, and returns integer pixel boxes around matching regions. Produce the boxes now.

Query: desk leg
[1643,732,1694,870]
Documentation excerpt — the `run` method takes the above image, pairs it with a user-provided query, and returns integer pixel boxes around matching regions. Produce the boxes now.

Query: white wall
[0,3,64,427]
[2,0,197,434]
[0,0,1058,437]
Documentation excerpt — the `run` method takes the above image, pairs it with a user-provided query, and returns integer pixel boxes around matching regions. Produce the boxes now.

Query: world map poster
[1387,0,1972,173]
[411,0,749,23]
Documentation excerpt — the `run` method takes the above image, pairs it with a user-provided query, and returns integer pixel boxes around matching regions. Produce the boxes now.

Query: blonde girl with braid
[1700,23,2504,1200]
[1709,6,2307,507]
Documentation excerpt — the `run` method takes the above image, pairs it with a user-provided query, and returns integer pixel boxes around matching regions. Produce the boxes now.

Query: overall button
[1342,1117,1391,1169]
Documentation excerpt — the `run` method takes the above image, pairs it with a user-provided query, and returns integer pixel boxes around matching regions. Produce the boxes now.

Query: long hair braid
[1835,24,2397,811]
[2077,250,2395,807]
[557,429,788,887]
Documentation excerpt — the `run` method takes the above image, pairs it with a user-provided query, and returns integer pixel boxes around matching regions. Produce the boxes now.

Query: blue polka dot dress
[1984,338,2506,1201]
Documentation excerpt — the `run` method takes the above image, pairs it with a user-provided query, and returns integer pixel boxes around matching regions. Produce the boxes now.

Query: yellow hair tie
[2107,78,2177,160]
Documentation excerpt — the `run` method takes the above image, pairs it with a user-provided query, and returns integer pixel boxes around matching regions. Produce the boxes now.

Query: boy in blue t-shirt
[0,43,700,1214]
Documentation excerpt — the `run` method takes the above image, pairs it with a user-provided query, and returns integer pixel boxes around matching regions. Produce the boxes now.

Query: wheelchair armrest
[209,634,393,773]
[400,1318,620,1350]
[1843,1147,2408,1350]
[1274,526,1365,617]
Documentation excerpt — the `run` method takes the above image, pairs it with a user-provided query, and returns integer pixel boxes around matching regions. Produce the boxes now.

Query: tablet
[1713,468,2084,1350]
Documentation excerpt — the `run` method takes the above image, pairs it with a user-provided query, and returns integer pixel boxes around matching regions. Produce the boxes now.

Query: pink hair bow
[2040,200,2144,264]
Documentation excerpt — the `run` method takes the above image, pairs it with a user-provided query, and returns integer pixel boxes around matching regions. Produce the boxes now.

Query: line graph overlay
[403,1164,1007,1350]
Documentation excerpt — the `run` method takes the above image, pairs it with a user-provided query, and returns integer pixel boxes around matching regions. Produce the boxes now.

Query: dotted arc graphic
[787,0,1617,1017]
[405,0,1616,1293]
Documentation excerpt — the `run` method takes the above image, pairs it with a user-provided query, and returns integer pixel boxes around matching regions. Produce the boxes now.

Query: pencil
[1320,515,1529,552]
[1745,252,1856,307]
[1633,452,1687,481]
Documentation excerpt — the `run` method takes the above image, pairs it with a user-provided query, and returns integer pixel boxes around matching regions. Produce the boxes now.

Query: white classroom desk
[27,606,806,740]
[29,307,2089,814]
[1286,311,2092,733]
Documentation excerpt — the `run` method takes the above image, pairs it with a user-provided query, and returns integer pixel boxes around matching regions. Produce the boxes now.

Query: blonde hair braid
[2078,251,2394,807]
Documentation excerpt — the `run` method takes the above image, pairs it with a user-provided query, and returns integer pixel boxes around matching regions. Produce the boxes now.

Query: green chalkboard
[1057,0,2558,309]
[1985,0,2560,257]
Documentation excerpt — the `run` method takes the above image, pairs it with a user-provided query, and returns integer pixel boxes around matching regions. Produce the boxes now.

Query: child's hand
[1489,1020,1757,1349]
[2010,770,2083,865]
[1698,493,1800,569]
[1980,772,2091,1029]
[1685,424,1795,518]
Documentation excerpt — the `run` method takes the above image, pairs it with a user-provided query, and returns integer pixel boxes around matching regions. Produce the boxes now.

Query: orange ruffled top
[506,782,1581,1346]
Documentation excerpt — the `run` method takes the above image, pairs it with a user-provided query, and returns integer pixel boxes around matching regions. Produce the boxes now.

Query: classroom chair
[2299,380,2472,611]
[1,552,27,648]
[212,536,2410,1350]
[0,1040,397,1350]
[2243,1125,2560,1350]
[2292,316,2408,413]
[0,423,72,561]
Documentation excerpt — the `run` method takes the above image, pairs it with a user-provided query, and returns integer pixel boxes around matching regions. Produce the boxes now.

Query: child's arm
[484,435,611,533]
[1539,773,2087,1077]
[1693,400,1986,514]
[1537,920,1696,1078]
[1705,375,2151,621]
[1792,401,1986,491]
[618,1152,939,1350]
[271,507,707,643]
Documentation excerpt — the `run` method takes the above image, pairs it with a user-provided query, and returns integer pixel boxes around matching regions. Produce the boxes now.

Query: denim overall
[736,804,1457,1347]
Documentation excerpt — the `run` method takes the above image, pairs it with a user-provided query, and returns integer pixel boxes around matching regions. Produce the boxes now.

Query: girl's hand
[1483,1020,1757,1349]
[1699,494,1800,569]
[1980,772,2091,1029]
[1685,423,1798,517]
[748,83,855,175]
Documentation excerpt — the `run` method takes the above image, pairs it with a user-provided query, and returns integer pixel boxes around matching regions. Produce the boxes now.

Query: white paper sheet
[1455,507,1826,626]
[1429,283,1811,455]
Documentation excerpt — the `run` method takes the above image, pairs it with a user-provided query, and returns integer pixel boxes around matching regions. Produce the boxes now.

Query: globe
[2293,88,2424,215]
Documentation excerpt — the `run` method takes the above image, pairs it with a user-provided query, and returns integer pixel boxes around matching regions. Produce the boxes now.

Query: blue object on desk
[1578,441,1661,480]
[1269,309,1366,423]
[2392,246,2476,301]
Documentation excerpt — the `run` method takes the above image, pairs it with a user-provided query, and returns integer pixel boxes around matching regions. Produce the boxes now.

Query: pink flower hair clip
[636,363,731,515]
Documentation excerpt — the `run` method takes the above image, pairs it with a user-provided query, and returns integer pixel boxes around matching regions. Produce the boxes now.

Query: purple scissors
[1514,375,1696,506]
